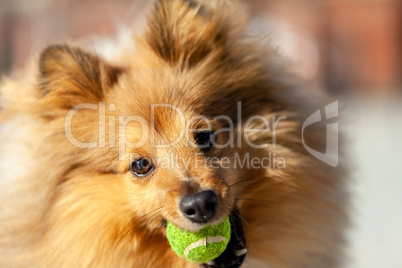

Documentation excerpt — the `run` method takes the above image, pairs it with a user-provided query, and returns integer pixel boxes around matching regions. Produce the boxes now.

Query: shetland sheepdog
[0,0,348,267]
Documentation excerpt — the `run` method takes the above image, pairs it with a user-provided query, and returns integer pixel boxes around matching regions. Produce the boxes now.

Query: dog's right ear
[39,44,122,109]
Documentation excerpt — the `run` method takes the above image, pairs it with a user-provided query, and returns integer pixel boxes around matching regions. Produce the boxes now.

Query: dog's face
[103,98,237,231]
[35,1,271,266]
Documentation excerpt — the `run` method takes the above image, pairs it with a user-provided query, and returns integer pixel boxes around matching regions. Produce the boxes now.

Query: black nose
[180,190,218,223]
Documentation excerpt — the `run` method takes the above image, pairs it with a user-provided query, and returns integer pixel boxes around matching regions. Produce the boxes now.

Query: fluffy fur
[0,0,349,267]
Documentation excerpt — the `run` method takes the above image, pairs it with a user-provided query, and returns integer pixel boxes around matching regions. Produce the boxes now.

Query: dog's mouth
[201,208,247,268]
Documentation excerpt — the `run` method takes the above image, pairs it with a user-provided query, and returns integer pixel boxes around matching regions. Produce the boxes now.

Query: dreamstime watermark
[64,101,339,168]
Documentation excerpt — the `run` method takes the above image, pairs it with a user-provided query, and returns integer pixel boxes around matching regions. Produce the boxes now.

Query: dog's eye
[195,130,215,150]
[130,158,154,177]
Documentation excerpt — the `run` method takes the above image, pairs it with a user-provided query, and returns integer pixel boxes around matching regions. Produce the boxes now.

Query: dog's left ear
[146,0,240,67]
[39,44,122,109]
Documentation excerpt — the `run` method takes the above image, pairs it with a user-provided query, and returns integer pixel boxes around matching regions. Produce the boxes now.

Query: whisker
[111,207,163,264]
[151,218,165,243]
[231,208,249,226]
[234,194,274,208]
[234,194,274,203]
[124,209,163,238]
[229,176,283,188]
[112,206,164,242]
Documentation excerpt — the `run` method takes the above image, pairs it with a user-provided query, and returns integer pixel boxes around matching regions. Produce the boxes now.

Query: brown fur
[0,0,349,267]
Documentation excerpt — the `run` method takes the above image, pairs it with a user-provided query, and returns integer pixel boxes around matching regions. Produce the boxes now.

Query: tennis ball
[166,218,231,263]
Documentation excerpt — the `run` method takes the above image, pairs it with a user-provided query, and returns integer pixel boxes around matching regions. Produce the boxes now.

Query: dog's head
[35,0,282,266]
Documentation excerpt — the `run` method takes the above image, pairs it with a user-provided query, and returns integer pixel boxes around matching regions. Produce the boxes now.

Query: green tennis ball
[166,218,231,263]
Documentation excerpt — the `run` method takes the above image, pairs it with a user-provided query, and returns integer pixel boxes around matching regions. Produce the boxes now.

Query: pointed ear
[39,44,122,109]
[146,0,232,67]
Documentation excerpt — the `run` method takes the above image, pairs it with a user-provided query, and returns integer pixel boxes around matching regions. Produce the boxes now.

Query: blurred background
[0,0,401,267]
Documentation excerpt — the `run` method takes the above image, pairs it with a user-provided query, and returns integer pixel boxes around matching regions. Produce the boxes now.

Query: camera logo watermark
[302,101,338,167]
